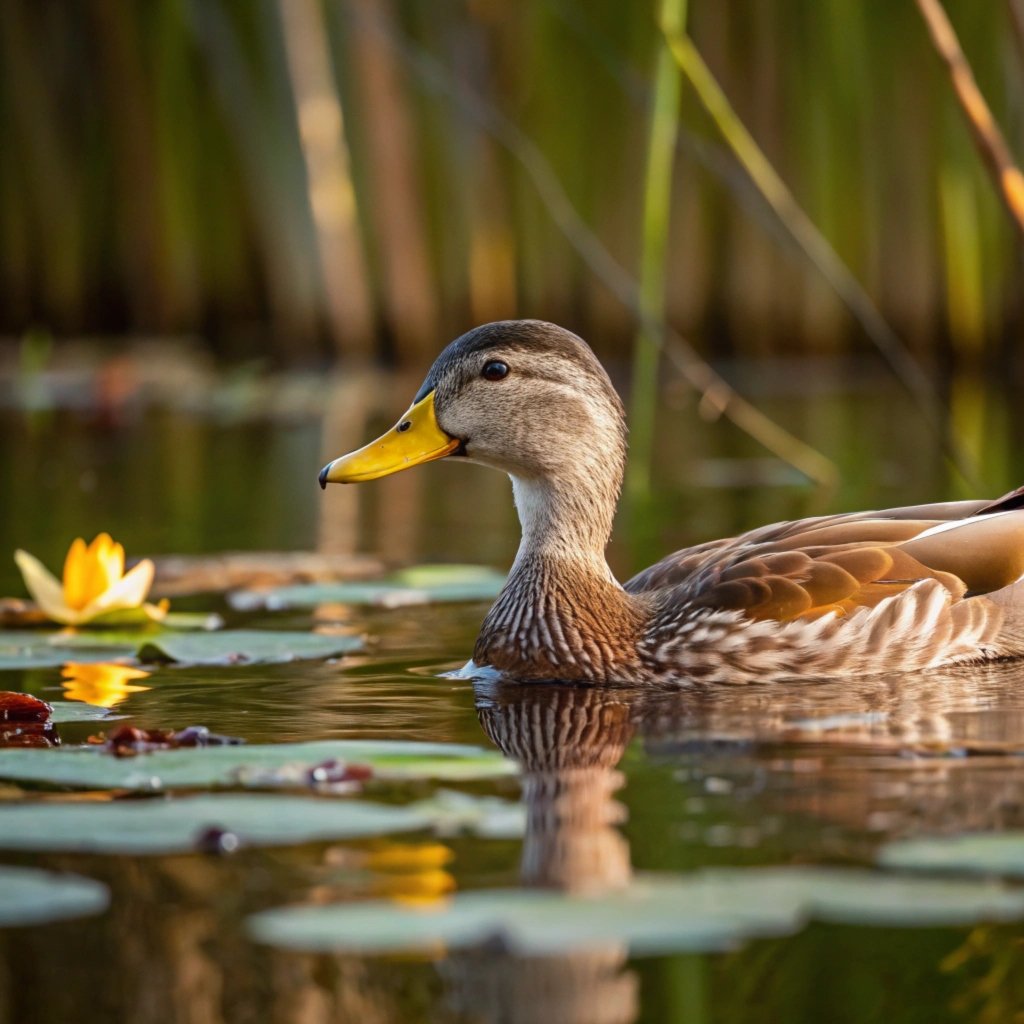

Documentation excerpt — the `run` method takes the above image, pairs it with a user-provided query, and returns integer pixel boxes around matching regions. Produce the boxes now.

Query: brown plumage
[320,320,1024,685]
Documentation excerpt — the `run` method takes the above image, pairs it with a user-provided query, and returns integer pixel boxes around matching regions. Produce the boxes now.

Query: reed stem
[627,0,686,501]
[915,0,1024,234]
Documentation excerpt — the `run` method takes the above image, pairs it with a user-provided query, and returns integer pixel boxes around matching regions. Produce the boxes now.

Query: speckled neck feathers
[474,421,648,681]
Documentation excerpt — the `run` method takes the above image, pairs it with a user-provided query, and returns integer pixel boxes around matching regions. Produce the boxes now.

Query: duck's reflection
[477,682,635,892]
[442,682,642,1024]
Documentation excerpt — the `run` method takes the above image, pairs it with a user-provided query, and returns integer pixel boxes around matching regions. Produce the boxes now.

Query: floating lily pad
[136,630,361,666]
[0,795,432,854]
[0,628,362,670]
[0,739,515,791]
[0,632,133,670]
[249,867,1024,957]
[229,564,506,612]
[48,701,121,724]
[0,866,109,926]
[879,834,1024,878]
[0,790,521,854]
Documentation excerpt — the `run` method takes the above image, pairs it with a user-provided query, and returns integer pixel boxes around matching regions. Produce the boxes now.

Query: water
[1,356,1023,1022]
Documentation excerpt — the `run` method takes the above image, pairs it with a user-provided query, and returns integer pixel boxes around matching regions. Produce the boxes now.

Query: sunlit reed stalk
[347,0,438,360]
[915,0,1024,235]
[279,0,374,355]
[627,0,686,502]
[661,18,976,487]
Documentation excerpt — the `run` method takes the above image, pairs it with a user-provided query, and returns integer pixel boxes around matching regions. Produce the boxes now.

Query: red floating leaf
[0,692,53,723]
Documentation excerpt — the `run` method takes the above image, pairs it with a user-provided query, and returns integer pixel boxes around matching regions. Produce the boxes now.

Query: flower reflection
[61,662,151,708]
[365,842,456,907]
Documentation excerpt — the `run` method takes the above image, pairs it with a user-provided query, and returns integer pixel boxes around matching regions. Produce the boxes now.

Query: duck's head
[319,320,626,490]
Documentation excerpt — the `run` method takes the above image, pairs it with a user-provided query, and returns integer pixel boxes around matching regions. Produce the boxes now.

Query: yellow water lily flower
[14,533,167,626]
[61,662,151,708]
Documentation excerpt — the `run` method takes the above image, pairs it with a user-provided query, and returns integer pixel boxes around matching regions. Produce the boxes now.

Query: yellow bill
[319,391,460,486]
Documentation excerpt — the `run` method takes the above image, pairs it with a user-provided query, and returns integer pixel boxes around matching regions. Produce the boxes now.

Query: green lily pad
[0,866,109,926]
[0,790,522,854]
[879,834,1024,877]
[136,630,361,665]
[229,564,506,612]
[0,629,362,670]
[0,740,515,791]
[0,795,433,854]
[48,701,121,724]
[249,867,1024,957]
[0,632,134,670]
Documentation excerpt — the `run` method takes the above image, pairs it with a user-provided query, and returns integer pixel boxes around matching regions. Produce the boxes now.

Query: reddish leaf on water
[306,759,374,786]
[89,723,244,756]
[0,724,58,748]
[0,692,53,723]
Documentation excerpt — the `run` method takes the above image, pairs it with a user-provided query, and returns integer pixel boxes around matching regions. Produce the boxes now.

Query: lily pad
[0,739,516,791]
[0,629,362,670]
[249,867,1024,957]
[0,632,133,670]
[0,790,522,854]
[48,701,121,724]
[879,834,1024,878]
[0,866,109,926]
[135,630,361,666]
[229,564,506,612]
[0,795,433,854]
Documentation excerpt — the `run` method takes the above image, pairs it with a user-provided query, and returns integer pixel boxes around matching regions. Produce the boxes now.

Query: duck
[319,320,1024,685]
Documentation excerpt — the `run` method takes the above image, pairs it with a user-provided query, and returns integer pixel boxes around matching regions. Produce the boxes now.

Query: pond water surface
[1,356,1024,1023]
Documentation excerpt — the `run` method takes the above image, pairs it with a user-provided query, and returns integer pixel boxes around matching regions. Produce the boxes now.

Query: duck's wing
[624,496,1024,624]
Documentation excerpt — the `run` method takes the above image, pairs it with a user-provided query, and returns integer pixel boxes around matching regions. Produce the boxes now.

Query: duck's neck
[474,472,645,681]
[512,475,617,564]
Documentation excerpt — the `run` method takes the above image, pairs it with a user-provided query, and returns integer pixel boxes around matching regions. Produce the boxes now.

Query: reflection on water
[451,685,639,1024]
[2,360,1024,1021]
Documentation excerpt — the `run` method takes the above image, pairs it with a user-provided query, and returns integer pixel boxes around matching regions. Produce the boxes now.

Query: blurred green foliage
[0,0,1020,361]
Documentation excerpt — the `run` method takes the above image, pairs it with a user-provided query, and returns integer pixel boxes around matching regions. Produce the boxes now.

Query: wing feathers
[899,512,1024,595]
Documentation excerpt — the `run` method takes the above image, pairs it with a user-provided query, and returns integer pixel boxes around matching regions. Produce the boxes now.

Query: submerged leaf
[249,868,1024,957]
[0,866,109,926]
[0,739,515,791]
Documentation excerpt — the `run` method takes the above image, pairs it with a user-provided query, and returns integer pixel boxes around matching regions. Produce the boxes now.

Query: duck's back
[625,489,1024,683]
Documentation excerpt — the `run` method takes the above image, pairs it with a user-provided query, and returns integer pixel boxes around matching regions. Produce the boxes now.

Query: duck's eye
[481,360,509,381]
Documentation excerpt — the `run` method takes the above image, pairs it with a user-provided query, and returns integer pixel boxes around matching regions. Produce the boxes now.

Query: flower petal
[86,534,122,604]
[62,538,91,611]
[77,559,155,622]
[96,536,124,592]
[14,550,76,625]
[143,599,170,623]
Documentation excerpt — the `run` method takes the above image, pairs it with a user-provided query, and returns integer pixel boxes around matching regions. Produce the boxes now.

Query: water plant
[14,533,168,626]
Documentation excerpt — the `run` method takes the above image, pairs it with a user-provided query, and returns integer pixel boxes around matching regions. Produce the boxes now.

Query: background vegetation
[1,0,1022,367]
